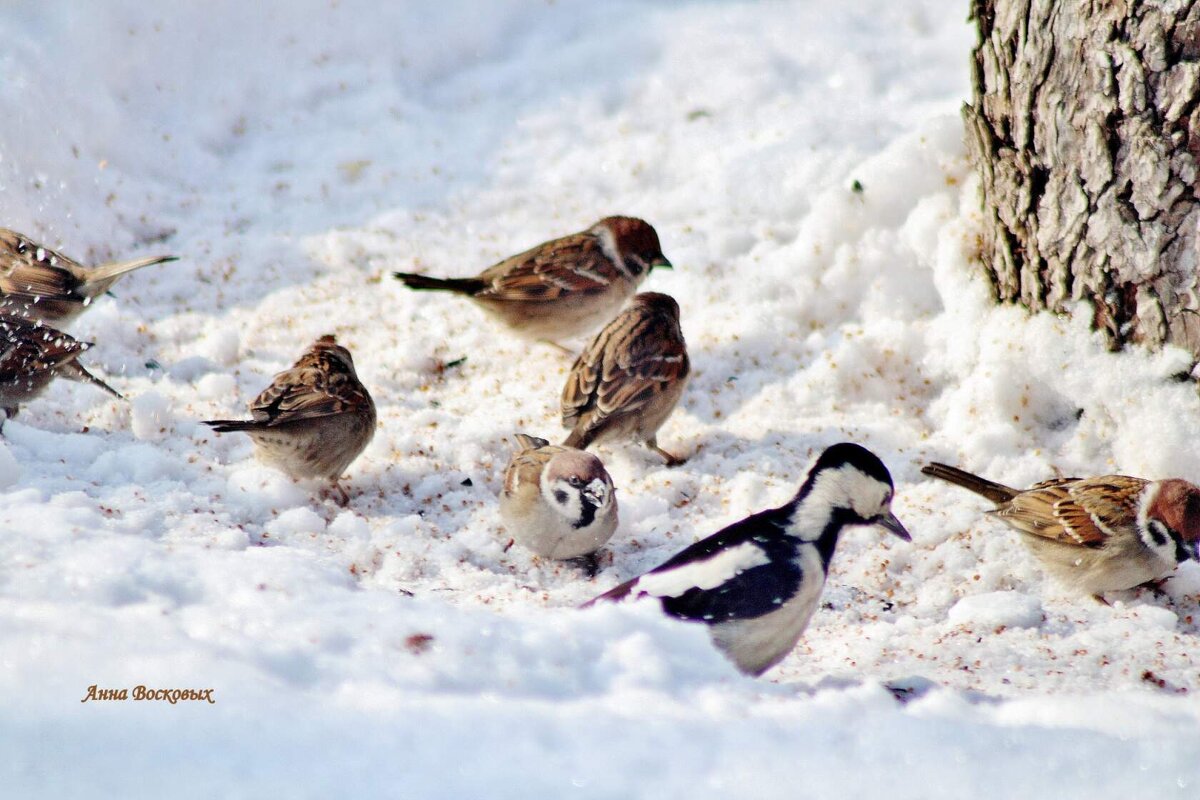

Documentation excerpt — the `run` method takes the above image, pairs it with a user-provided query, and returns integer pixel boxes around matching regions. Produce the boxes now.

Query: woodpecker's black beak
[876,511,911,542]
[651,256,673,270]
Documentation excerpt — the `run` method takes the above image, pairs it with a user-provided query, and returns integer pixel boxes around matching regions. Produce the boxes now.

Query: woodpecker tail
[580,576,640,608]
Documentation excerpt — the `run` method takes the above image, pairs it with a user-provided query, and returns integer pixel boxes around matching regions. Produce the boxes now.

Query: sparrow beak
[651,256,673,270]
[582,480,609,507]
[876,511,911,542]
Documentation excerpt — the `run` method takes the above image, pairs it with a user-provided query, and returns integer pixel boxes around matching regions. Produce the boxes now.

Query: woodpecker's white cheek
[845,475,890,520]
[788,466,894,539]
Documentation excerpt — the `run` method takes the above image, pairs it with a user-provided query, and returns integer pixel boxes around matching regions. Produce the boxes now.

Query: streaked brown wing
[0,317,89,376]
[1060,475,1146,544]
[562,306,688,429]
[503,444,554,498]
[478,233,617,302]
[597,320,687,415]
[996,475,1144,546]
[561,328,610,427]
[249,351,367,425]
[0,261,81,301]
[0,230,85,299]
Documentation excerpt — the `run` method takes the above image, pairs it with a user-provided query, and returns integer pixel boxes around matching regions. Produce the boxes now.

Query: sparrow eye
[567,476,583,487]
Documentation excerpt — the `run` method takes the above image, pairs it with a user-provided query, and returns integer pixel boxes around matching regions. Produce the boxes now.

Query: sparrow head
[1146,479,1200,560]
[594,217,672,275]
[541,449,616,529]
[308,334,358,373]
[804,442,910,541]
[630,291,682,321]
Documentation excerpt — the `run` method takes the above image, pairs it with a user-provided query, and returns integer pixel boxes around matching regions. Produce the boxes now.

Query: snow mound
[948,592,1044,631]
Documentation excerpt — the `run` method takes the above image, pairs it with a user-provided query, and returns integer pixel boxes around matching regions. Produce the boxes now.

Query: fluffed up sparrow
[0,314,121,422]
[393,216,672,346]
[204,335,376,505]
[500,434,618,570]
[561,292,689,465]
[921,462,1200,597]
[0,229,178,325]
[586,443,910,677]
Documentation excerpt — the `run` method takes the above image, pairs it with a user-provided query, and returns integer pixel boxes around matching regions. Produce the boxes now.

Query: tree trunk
[964,0,1200,356]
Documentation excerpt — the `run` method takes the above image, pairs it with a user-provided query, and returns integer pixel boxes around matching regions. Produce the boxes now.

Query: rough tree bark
[965,0,1200,356]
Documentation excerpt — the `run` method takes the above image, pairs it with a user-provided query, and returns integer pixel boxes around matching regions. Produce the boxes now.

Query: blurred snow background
[3,0,1200,797]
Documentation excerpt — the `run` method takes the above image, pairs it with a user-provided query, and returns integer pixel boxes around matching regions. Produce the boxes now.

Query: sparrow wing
[477,233,620,302]
[1060,475,1147,544]
[502,442,555,500]
[562,305,689,430]
[996,475,1146,546]
[248,349,369,426]
[0,317,89,375]
[0,230,85,300]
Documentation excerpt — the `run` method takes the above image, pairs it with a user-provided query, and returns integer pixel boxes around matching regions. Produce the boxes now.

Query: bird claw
[326,481,350,507]
[569,551,603,578]
[648,443,686,467]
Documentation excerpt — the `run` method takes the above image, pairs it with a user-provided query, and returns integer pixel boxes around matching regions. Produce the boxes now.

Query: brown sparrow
[204,336,376,504]
[393,216,672,345]
[561,292,689,465]
[922,462,1200,597]
[500,434,618,569]
[0,314,121,422]
[0,229,178,325]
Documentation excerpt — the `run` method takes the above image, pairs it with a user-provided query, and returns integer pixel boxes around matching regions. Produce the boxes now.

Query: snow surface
[3,0,1200,797]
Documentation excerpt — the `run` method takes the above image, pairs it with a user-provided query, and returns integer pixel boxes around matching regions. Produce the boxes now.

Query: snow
[947,591,1045,631]
[3,0,1200,797]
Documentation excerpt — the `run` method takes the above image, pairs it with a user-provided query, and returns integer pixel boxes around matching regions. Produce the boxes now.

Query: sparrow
[585,443,910,677]
[500,434,618,571]
[203,335,376,505]
[921,462,1200,597]
[393,216,672,346]
[0,314,122,422]
[561,292,689,465]
[0,228,178,325]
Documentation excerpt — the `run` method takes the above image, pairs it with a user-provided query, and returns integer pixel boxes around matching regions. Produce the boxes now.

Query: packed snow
[3,0,1200,797]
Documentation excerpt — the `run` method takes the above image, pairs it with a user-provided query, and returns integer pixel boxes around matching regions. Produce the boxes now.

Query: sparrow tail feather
[393,272,487,295]
[83,255,178,286]
[921,462,1018,504]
